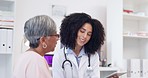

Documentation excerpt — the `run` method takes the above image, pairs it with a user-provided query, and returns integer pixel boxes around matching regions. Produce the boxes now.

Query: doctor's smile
[77,23,92,46]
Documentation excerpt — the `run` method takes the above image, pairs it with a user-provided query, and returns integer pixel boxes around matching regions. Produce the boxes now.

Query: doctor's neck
[73,45,82,56]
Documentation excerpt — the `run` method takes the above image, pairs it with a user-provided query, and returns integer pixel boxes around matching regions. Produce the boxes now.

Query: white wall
[107,0,123,68]
[13,0,107,67]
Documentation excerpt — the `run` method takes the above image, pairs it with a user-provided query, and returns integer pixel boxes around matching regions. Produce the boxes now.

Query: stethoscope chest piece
[86,66,93,78]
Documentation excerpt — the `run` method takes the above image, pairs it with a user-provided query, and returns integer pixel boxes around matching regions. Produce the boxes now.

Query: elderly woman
[13,15,59,78]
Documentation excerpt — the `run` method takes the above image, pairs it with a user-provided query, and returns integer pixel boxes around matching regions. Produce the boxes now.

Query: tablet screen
[106,71,126,78]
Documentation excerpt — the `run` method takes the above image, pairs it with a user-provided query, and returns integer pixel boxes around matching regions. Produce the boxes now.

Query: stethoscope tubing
[62,47,91,78]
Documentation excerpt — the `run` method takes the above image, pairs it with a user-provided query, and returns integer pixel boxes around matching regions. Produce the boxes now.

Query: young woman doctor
[52,13,118,78]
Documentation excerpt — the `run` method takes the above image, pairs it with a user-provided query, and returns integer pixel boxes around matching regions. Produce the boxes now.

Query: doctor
[52,13,114,78]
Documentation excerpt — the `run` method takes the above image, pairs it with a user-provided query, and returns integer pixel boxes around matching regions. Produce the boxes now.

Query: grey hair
[24,15,57,48]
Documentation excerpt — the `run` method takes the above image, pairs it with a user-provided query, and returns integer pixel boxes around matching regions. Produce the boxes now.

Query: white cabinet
[0,0,14,78]
[123,0,148,59]
[107,0,148,78]
[107,0,148,65]
[123,1,148,77]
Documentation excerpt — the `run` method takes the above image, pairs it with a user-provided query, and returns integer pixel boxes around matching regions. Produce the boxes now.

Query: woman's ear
[39,36,48,49]
[39,36,46,44]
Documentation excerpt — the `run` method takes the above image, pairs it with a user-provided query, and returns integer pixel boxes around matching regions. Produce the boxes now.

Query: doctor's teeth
[80,38,85,41]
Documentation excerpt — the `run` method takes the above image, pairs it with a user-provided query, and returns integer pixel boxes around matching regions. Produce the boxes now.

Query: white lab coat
[52,47,100,78]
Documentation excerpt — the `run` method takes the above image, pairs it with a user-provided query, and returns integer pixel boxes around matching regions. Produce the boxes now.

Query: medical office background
[1,0,148,78]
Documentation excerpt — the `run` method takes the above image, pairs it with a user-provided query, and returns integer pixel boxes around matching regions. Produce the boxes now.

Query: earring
[43,43,47,48]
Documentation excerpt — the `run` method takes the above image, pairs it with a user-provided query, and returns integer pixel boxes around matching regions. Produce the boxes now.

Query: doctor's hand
[108,74,119,78]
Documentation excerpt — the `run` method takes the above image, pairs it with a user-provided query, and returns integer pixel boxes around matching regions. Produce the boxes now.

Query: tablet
[106,71,127,78]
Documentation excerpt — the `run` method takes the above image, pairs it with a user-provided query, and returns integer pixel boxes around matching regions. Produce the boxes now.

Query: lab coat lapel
[79,55,87,69]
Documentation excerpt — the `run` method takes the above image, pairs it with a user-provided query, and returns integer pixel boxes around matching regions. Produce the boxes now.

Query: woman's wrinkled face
[76,23,92,47]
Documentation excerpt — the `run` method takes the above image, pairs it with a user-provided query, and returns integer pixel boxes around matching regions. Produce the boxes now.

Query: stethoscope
[61,47,93,78]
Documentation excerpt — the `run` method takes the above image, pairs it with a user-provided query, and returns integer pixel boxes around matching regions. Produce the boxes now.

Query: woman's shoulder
[16,51,45,66]
[21,51,45,62]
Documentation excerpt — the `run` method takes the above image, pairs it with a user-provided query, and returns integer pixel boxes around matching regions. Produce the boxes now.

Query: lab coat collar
[64,47,88,69]
[65,47,86,56]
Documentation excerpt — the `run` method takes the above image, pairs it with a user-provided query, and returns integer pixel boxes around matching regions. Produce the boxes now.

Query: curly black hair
[85,19,105,54]
[60,13,105,54]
